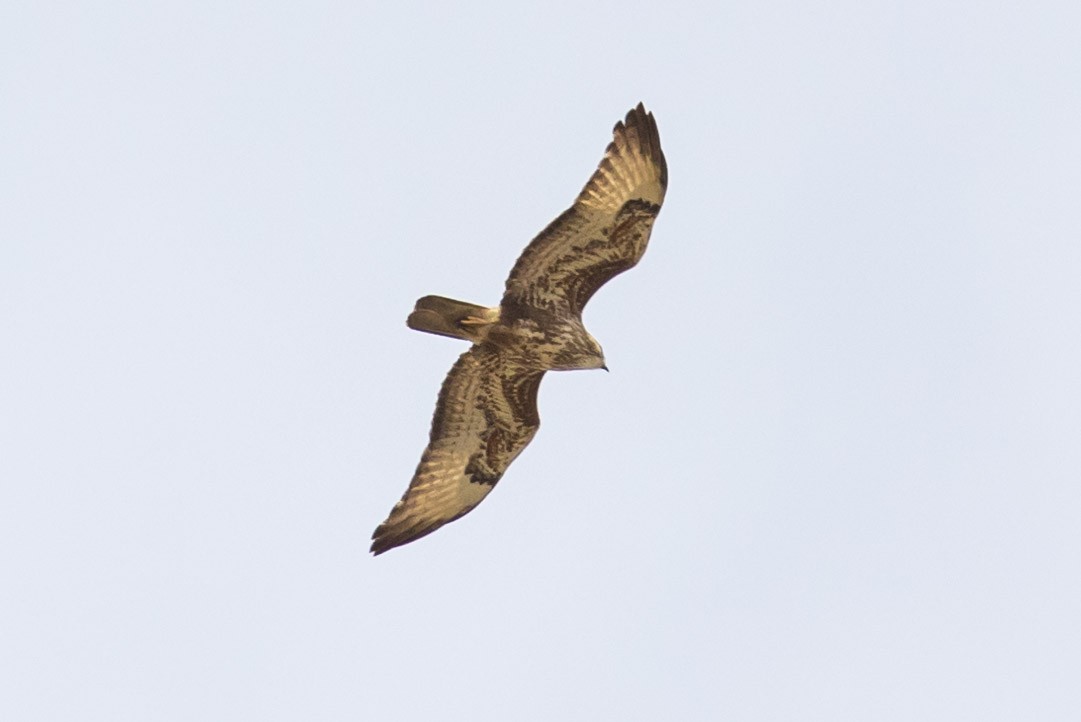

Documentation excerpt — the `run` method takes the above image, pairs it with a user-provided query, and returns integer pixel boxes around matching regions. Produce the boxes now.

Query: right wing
[370,346,545,555]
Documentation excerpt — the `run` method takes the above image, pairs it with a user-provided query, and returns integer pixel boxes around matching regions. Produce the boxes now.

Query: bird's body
[371,104,667,555]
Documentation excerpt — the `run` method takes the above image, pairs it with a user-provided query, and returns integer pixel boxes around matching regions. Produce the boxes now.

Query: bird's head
[551,329,607,371]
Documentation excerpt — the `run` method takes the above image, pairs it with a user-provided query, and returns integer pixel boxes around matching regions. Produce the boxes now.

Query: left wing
[502,103,667,316]
[371,346,545,555]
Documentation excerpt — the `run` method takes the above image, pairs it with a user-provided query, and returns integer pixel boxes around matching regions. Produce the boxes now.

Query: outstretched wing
[502,103,667,316]
[371,346,545,555]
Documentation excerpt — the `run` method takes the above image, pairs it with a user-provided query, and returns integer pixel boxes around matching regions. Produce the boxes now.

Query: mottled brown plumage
[371,103,667,555]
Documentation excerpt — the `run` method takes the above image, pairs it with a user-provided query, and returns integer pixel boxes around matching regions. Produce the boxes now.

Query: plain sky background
[3,1,1080,719]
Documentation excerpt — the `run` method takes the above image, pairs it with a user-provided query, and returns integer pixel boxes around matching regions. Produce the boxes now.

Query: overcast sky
[3,2,1080,720]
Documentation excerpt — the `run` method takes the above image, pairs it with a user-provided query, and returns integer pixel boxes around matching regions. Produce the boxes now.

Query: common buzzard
[371,103,667,554]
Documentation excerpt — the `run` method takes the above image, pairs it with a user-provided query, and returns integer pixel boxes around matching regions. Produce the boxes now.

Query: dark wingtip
[370,527,388,555]
[620,102,667,190]
[370,518,404,556]
[369,517,449,556]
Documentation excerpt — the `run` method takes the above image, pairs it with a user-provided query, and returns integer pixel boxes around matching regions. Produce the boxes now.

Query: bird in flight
[371,103,667,554]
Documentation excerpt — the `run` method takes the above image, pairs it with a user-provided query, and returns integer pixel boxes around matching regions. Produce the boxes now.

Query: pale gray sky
[3,2,1080,719]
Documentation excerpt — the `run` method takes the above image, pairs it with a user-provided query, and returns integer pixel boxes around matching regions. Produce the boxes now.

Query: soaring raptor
[371,103,667,554]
